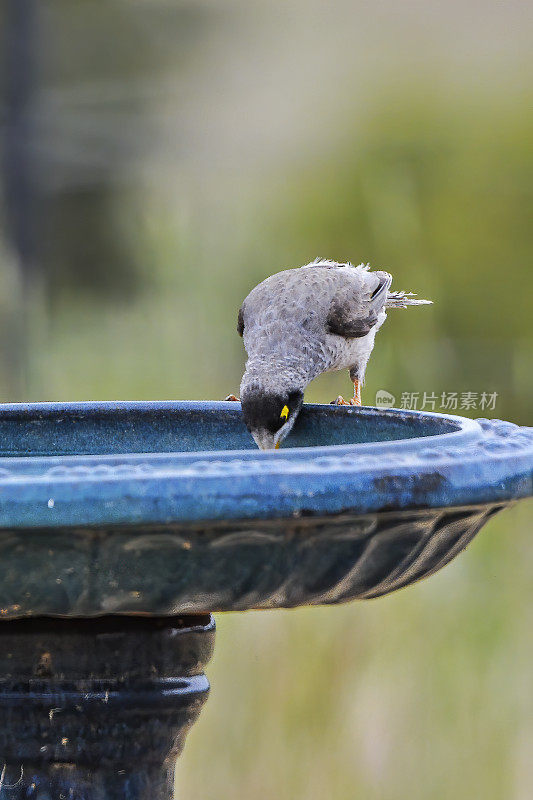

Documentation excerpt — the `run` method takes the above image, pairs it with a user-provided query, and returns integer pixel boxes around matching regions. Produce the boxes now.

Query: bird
[232,259,432,450]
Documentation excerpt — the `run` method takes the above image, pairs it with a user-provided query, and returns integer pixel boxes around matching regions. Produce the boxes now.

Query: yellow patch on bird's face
[280,405,289,421]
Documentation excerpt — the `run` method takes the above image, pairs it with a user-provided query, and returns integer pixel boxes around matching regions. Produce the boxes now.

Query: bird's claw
[330,395,360,406]
[224,394,240,401]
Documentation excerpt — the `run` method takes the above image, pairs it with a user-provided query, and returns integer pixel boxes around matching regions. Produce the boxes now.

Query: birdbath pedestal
[0,401,531,799]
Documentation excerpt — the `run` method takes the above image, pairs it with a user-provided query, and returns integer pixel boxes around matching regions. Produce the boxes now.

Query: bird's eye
[280,405,289,421]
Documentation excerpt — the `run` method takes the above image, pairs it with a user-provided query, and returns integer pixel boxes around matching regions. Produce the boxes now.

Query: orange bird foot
[224,394,240,401]
[330,393,361,406]
[331,395,348,405]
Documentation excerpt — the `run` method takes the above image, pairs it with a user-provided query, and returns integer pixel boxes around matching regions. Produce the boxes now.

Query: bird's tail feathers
[386,291,432,308]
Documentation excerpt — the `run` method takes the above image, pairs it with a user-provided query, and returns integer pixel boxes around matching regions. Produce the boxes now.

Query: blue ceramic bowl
[0,401,530,617]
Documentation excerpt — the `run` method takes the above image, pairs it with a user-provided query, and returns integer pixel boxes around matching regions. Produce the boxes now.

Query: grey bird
[234,259,431,450]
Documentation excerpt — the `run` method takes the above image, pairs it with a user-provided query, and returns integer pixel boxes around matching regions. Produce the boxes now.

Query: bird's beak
[252,430,278,450]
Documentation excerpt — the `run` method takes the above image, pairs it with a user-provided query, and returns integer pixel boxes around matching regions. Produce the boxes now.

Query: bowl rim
[0,399,476,458]
[0,401,530,529]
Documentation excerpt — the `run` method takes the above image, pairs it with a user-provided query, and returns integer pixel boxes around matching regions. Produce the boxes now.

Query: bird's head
[241,388,304,450]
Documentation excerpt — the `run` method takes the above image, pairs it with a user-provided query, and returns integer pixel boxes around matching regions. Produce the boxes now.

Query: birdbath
[0,400,531,798]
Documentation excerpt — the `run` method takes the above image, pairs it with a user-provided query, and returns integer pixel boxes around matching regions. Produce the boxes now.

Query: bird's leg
[348,366,362,406]
[351,378,362,406]
[224,394,240,401]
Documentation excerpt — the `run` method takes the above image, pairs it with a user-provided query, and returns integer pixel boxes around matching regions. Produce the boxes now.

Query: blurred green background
[0,1,531,798]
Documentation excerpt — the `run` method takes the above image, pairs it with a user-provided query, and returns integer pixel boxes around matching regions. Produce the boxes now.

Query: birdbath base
[0,614,215,799]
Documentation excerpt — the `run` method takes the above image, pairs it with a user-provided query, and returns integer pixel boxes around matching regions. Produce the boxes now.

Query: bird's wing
[237,304,245,336]
[326,269,392,339]
[326,302,378,338]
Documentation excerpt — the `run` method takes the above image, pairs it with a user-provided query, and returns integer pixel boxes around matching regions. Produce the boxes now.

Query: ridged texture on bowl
[0,502,508,616]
